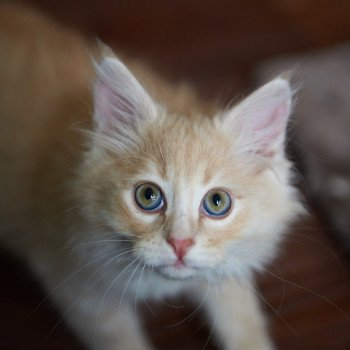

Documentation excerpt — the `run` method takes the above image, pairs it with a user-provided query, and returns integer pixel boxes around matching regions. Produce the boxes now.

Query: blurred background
[1,0,350,349]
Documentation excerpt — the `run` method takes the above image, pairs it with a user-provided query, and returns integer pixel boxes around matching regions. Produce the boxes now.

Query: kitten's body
[0,4,303,350]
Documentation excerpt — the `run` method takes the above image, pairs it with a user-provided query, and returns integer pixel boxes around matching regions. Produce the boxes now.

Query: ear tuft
[223,77,293,158]
[93,54,156,132]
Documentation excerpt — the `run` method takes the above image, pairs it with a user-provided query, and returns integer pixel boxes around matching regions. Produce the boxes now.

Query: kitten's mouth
[173,259,186,268]
[155,260,199,280]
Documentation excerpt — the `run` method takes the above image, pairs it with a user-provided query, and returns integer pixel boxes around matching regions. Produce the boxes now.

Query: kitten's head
[80,55,303,281]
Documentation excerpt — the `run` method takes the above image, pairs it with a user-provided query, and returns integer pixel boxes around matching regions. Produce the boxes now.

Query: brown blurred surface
[1,0,350,349]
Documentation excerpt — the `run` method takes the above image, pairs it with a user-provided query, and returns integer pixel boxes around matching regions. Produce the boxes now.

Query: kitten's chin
[156,264,198,280]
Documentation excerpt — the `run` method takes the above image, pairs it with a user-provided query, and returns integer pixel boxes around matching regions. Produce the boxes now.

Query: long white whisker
[201,273,218,350]
[261,267,350,320]
[141,266,157,317]
[93,257,140,349]
[119,259,143,309]
[116,259,143,319]
[67,238,134,248]
[166,280,210,328]
[84,248,139,288]
[34,248,128,313]
[46,257,128,339]
[246,280,298,336]
[134,261,146,316]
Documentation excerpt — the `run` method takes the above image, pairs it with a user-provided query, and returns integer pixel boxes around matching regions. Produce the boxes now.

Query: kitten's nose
[167,238,194,259]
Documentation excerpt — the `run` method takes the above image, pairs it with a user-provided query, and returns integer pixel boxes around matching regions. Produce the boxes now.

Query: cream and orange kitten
[0,4,303,350]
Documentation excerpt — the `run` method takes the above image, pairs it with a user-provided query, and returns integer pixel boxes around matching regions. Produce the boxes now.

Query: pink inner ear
[94,80,134,129]
[225,78,292,158]
[251,100,289,157]
[94,81,115,128]
[257,102,287,134]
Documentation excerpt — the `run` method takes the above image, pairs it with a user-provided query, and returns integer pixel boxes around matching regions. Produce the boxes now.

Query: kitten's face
[111,115,247,280]
[81,56,302,281]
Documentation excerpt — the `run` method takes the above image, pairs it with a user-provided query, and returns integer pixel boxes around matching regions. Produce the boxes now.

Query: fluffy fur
[0,4,303,350]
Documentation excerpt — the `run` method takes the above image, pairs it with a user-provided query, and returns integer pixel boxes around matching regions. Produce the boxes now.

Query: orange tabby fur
[0,3,303,350]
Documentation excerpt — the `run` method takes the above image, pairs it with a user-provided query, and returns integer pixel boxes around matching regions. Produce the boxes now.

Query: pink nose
[167,238,194,259]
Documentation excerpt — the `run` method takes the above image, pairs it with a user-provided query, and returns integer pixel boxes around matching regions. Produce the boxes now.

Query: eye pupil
[212,193,221,207]
[144,187,155,201]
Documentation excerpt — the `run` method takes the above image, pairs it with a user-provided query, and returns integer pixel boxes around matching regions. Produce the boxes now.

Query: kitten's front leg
[33,256,154,350]
[202,278,274,350]
[65,299,155,350]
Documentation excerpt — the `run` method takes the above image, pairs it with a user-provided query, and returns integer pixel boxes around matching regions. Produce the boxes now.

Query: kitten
[0,4,303,350]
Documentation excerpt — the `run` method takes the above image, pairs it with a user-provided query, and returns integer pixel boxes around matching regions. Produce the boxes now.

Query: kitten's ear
[93,55,156,131]
[223,78,292,158]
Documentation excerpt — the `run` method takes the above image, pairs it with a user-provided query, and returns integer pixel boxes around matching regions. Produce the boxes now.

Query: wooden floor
[1,0,350,349]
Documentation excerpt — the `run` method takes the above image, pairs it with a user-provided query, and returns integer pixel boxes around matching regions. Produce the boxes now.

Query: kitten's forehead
[140,114,233,185]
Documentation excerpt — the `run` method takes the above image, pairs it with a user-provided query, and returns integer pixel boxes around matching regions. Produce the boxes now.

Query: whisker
[84,248,140,288]
[285,232,346,269]
[261,267,350,321]
[157,298,185,309]
[94,257,140,350]
[46,259,119,339]
[46,250,140,339]
[67,238,134,248]
[134,261,146,316]
[116,258,143,316]
[246,280,298,336]
[166,280,210,328]
[141,267,157,317]
[201,273,217,350]
[33,248,128,313]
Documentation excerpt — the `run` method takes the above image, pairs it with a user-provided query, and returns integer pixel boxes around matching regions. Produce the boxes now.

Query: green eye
[202,189,232,217]
[134,183,164,212]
